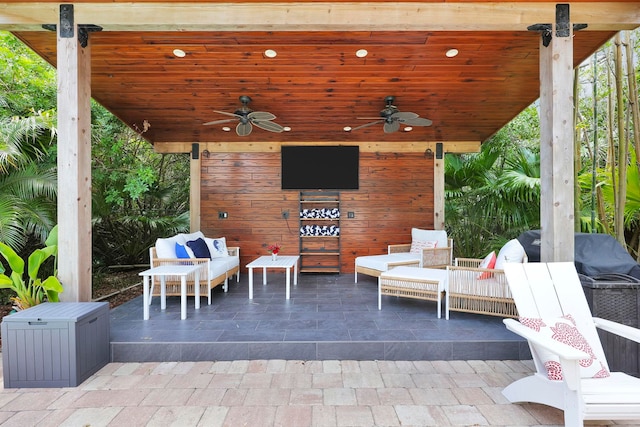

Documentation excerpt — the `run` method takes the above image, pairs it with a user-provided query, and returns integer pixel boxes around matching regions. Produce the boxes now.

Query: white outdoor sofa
[149,231,239,304]
[354,228,453,282]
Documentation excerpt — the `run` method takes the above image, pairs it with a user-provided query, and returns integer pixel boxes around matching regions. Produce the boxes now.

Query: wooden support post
[538,4,575,262]
[190,143,201,232]
[433,143,445,230]
[56,5,93,301]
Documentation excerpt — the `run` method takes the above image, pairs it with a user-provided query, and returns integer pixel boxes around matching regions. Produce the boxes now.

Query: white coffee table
[246,255,300,300]
[139,264,204,320]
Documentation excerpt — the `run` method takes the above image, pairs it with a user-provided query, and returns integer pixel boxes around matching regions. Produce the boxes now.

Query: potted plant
[0,225,63,311]
[268,243,281,260]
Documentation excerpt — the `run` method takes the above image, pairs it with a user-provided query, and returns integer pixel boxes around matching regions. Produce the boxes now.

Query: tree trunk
[624,31,640,178]
[574,67,582,231]
[596,186,610,234]
[606,45,617,233]
[614,33,628,247]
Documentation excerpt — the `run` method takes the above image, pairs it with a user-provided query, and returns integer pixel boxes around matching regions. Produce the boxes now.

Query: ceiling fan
[350,96,433,133]
[204,95,284,136]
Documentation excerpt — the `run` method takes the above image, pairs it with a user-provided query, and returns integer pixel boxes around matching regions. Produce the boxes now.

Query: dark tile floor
[110,271,530,362]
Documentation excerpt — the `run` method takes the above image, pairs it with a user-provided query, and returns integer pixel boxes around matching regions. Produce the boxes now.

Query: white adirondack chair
[502,262,640,427]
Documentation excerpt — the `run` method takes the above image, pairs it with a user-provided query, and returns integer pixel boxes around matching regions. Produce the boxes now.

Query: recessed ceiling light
[404,127,413,132]
[356,49,368,58]
[445,48,459,58]
[264,49,277,58]
[343,126,352,132]
[283,126,291,132]
[173,49,186,58]
[222,126,231,132]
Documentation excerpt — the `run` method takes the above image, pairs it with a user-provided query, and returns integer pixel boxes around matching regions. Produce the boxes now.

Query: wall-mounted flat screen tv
[281,145,359,190]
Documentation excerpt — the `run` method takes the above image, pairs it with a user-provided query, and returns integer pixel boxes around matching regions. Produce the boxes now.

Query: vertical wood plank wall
[200,151,435,273]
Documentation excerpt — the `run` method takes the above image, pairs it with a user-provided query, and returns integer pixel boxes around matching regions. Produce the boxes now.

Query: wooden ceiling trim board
[154,141,481,154]
[1,3,639,31]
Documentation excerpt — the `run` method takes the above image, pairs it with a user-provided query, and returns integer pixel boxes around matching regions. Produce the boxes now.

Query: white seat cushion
[355,253,421,272]
[380,266,447,281]
[209,258,230,278]
[221,255,239,271]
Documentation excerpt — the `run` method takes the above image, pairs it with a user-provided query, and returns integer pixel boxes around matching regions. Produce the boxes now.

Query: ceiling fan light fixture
[445,48,459,58]
[203,95,284,135]
[283,126,291,132]
[264,49,277,58]
[172,49,186,58]
[348,96,432,133]
[343,126,352,132]
[356,49,368,58]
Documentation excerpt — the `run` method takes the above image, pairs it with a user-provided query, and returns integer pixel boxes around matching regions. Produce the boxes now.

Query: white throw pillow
[494,239,526,269]
[155,237,178,258]
[411,228,448,248]
[410,240,437,254]
[205,237,229,258]
[519,314,610,381]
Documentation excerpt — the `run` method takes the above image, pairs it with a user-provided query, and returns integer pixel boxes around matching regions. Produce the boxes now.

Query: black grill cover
[517,230,640,280]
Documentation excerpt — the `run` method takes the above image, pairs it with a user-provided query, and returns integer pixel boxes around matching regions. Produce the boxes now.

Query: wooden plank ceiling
[3,2,631,147]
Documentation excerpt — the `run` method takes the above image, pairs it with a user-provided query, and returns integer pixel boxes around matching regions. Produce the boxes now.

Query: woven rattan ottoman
[378,266,449,319]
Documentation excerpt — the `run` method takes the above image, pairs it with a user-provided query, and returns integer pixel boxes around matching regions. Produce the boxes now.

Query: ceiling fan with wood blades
[350,96,432,133]
[204,95,284,136]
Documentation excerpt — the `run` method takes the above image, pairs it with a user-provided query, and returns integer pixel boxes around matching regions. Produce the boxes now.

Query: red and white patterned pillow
[477,251,496,279]
[410,240,437,254]
[519,314,610,381]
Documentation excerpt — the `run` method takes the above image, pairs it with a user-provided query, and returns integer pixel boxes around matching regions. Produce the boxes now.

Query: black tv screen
[281,145,359,190]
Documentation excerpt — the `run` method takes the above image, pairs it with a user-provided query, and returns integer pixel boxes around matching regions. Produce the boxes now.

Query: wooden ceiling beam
[1,2,638,32]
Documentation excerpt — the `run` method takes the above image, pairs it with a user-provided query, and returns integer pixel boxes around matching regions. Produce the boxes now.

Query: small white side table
[139,264,204,320]
[246,255,300,300]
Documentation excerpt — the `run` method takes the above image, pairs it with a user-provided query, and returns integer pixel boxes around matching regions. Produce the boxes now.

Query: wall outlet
[218,211,228,219]
[282,210,289,219]
[347,211,355,218]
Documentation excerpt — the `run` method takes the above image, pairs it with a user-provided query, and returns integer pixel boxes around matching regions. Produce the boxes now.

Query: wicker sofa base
[380,283,440,304]
[446,259,519,319]
[448,294,518,318]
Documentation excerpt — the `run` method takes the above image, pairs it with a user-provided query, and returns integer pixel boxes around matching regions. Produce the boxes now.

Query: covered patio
[2,1,640,303]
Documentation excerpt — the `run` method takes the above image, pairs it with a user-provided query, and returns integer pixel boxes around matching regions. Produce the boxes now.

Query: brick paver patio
[0,359,630,426]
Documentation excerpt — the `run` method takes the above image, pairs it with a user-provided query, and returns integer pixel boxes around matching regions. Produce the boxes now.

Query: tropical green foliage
[0,32,56,116]
[445,106,542,257]
[0,225,63,310]
[90,108,190,268]
[0,31,190,274]
[573,32,640,258]
[446,30,640,261]
[0,107,58,252]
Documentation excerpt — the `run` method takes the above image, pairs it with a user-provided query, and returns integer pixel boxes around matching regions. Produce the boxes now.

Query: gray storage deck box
[1,302,110,388]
